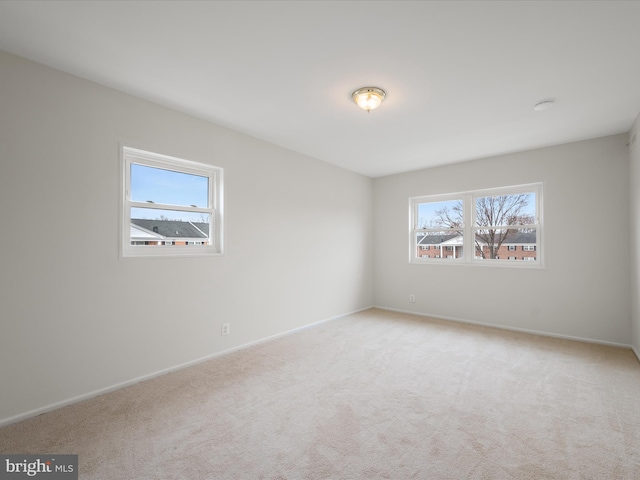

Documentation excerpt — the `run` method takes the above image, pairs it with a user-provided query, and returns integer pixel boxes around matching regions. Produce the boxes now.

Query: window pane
[130,207,210,247]
[417,200,463,229]
[416,232,464,259]
[473,228,536,260]
[131,164,209,207]
[475,192,535,227]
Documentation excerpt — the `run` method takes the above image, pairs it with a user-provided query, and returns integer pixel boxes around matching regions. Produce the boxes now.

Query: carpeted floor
[1,308,639,479]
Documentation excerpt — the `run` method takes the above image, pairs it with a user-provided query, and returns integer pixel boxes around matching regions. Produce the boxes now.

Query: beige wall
[630,114,640,359]
[1,46,637,426]
[374,134,631,345]
[0,51,374,424]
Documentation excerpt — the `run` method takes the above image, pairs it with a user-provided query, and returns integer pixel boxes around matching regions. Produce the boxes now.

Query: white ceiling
[0,1,639,177]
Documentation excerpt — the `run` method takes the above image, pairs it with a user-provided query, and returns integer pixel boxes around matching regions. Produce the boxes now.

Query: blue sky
[131,164,209,221]
[131,164,208,206]
[418,200,461,228]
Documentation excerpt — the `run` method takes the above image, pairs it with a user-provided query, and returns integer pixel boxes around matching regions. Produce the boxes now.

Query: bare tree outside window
[411,185,541,266]
[418,200,463,232]
[428,202,463,231]
[434,193,535,259]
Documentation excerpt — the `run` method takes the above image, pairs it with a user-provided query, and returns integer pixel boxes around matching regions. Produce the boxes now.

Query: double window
[410,183,542,267]
[121,146,224,257]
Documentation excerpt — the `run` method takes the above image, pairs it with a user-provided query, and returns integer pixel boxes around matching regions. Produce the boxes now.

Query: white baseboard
[633,346,640,363]
[373,306,632,349]
[0,306,373,428]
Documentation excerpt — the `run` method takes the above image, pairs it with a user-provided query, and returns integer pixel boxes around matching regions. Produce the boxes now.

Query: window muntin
[122,146,223,257]
[410,184,542,267]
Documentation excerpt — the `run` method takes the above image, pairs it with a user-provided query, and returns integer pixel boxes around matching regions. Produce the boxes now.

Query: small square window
[122,147,224,258]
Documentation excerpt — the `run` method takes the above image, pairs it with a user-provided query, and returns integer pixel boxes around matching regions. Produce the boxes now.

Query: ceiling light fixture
[534,99,555,111]
[352,87,386,112]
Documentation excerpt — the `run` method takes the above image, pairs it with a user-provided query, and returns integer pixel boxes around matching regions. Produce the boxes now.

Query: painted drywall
[630,114,640,359]
[0,50,373,424]
[373,135,631,345]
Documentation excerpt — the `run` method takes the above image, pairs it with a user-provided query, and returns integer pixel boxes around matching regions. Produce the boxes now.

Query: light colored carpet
[1,308,639,479]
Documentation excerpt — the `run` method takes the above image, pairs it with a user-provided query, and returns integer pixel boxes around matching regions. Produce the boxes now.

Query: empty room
[1,1,639,478]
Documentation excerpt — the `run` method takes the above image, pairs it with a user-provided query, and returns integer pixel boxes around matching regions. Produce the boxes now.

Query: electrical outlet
[409,294,415,303]
[221,323,230,336]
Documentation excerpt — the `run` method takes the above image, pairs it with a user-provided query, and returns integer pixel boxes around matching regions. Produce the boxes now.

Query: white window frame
[409,183,543,268]
[121,146,224,258]
[409,192,465,264]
